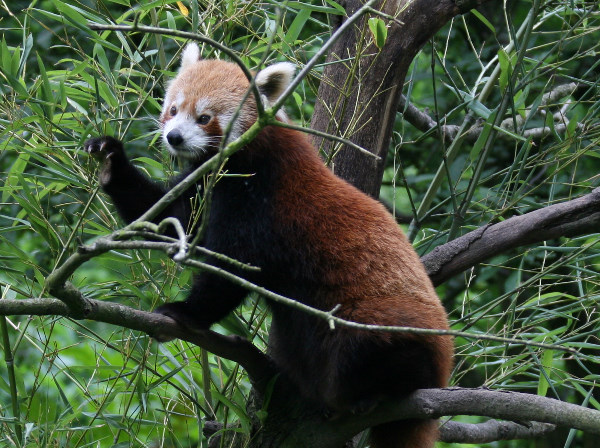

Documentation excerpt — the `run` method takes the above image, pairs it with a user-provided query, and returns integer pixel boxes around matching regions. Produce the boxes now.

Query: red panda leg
[369,419,438,448]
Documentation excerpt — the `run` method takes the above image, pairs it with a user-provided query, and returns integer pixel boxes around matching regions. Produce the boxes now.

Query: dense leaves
[1,0,599,447]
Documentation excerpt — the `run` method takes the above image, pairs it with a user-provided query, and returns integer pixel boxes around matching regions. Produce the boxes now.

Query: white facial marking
[195,98,210,116]
[163,111,214,160]
[176,91,185,108]
[218,112,242,143]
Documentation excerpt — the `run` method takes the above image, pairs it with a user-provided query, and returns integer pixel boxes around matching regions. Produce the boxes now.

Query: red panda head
[160,43,296,160]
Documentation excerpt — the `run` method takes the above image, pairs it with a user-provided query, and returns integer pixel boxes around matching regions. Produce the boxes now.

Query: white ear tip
[257,62,296,82]
[181,43,200,69]
[255,62,296,103]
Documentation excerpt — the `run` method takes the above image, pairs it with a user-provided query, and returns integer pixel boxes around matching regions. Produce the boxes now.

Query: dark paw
[84,136,124,160]
[323,407,341,421]
[349,397,380,415]
[152,301,209,342]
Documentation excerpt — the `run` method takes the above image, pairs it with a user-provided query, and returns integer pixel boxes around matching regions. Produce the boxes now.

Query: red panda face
[160,44,295,160]
[160,44,296,160]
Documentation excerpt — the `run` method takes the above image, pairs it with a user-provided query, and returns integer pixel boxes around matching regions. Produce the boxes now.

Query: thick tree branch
[201,414,556,445]
[0,297,275,389]
[254,387,600,447]
[422,187,600,286]
[439,420,555,444]
[336,388,600,442]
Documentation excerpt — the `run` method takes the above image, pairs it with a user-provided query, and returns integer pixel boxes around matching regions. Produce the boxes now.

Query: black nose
[166,130,184,146]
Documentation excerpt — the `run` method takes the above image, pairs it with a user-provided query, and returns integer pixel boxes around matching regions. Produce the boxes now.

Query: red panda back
[247,126,453,447]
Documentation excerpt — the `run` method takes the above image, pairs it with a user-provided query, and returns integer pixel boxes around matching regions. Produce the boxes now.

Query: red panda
[84,43,453,448]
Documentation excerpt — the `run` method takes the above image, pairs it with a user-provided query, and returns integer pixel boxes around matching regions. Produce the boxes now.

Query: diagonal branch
[0,297,275,389]
[398,83,582,144]
[422,187,600,286]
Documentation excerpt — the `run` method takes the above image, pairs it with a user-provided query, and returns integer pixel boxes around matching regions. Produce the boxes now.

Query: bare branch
[398,82,582,144]
[422,187,600,286]
[200,413,557,445]
[439,420,555,444]
[398,94,479,143]
[42,234,581,355]
[335,388,600,442]
[0,297,275,388]
[88,23,265,115]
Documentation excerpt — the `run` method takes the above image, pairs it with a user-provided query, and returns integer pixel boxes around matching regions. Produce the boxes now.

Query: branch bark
[0,297,275,388]
[336,388,600,440]
[203,415,557,445]
[439,420,556,444]
[3,298,599,444]
[256,387,599,447]
[422,187,600,286]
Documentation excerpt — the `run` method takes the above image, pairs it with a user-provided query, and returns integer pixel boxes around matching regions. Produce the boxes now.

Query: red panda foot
[349,397,381,415]
[152,301,211,342]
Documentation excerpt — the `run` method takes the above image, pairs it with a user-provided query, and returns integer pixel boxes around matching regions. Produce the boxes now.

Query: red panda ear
[180,43,201,70]
[255,62,296,106]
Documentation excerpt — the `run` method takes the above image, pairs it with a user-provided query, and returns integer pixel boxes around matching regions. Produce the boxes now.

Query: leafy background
[1,0,599,447]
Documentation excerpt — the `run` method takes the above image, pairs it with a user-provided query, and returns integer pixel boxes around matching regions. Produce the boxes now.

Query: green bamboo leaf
[1,37,11,75]
[10,42,21,78]
[537,350,554,397]
[368,18,387,50]
[285,9,311,45]
[93,43,112,78]
[2,152,30,203]
[36,53,54,120]
[469,110,498,160]
[212,391,251,433]
[468,99,491,119]
[471,9,495,34]
[17,34,33,78]
[322,0,346,15]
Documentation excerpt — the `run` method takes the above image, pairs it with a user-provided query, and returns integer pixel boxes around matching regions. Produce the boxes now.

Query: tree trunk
[311,0,494,196]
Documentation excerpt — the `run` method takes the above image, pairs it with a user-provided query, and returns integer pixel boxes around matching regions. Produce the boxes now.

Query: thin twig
[88,23,264,114]
[271,120,380,160]
[270,0,377,114]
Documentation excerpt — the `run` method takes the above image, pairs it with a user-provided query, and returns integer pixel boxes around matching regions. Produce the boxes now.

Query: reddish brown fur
[262,127,453,384]
[243,126,453,447]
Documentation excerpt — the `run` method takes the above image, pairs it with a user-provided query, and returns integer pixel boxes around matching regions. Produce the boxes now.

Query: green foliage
[0,0,599,447]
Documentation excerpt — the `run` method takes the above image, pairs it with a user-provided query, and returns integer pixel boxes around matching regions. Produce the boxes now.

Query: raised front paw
[84,136,124,160]
[84,136,127,187]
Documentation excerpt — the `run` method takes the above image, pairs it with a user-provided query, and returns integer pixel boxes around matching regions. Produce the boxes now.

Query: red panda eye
[170,106,177,116]
[197,114,211,125]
